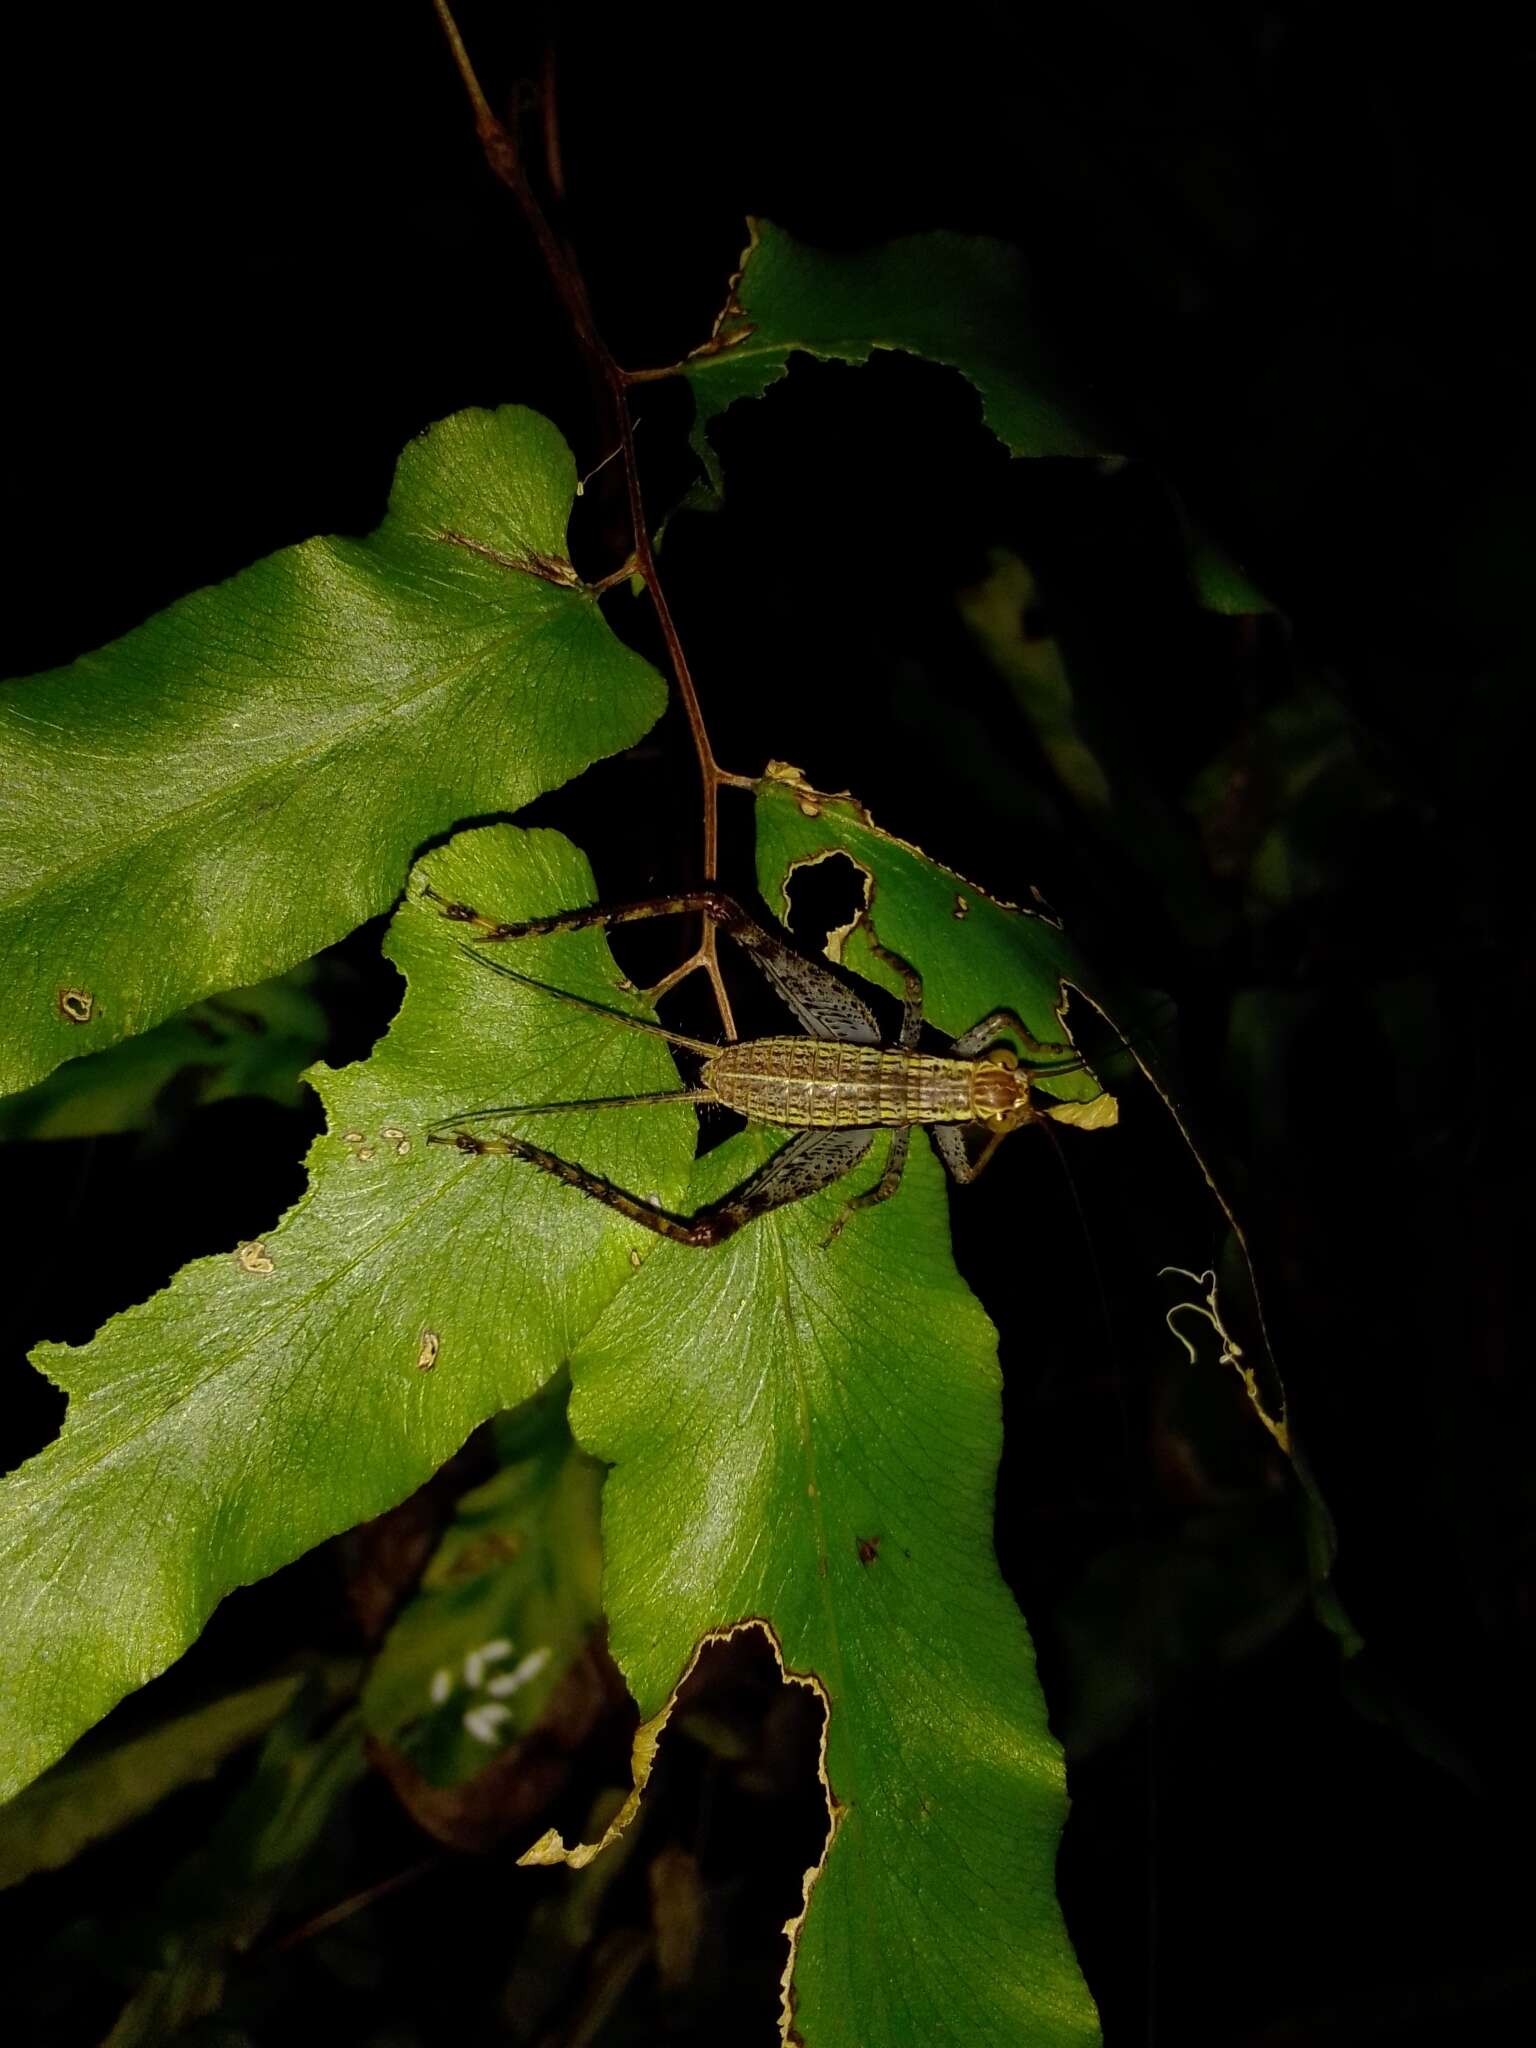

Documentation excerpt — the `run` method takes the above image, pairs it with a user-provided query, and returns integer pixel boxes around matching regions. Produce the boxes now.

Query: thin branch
[539,40,566,200]
[266,1856,440,1954]
[433,1,743,1038]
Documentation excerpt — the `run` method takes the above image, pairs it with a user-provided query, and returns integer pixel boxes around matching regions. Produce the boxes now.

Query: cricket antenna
[427,1087,708,1132]
[451,942,720,1058]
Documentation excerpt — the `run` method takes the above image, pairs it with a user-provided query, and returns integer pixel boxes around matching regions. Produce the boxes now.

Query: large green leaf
[0,405,665,1097]
[565,1125,1100,2047]
[495,778,1109,2044]
[0,825,694,1801]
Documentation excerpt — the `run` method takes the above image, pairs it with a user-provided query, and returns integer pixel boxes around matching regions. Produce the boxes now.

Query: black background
[3,3,1532,2042]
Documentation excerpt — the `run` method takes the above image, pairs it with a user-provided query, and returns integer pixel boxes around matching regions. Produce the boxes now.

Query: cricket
[422,884,1118,1248]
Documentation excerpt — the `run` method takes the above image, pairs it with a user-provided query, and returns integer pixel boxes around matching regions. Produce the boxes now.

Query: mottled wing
[728,917,882,1045]
[714,1125,877,1230]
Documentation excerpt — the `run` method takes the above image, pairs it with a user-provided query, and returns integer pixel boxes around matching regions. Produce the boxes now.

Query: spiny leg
[949,1006,1077,1067]
[432,1123,875,1249]
[422,885,882,1046]
[931,1120,1010,1187]
[421,883,737,945]
[856,925,924,1048]
[821,1125,913,1246]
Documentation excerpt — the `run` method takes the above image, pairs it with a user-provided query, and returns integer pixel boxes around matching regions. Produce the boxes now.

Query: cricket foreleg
[423,884,884,1049]
[948,1007,1077,1068]
[434,1124,876,1250]
[420,885,747,946]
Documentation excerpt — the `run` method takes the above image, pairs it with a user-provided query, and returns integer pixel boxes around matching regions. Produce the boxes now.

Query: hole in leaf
[783,851,869,957]
[633,1625,831,2034]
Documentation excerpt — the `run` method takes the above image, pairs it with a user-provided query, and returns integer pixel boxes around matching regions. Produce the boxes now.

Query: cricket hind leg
[422,885,883,1047]
[435,1122,876,1250]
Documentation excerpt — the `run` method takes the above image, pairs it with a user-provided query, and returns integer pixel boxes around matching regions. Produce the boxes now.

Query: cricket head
[969,1049,1038,1132]
[970,1046,1121,1133]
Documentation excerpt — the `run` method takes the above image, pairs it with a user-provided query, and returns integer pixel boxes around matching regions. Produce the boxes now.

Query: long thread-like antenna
[429,1089,709,1131]
[453,943,720,1058]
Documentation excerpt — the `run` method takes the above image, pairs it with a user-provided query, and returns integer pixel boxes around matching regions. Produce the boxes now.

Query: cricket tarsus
[423,884,1115,1247]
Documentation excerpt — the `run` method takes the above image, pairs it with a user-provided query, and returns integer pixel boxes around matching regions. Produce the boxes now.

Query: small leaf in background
[957,551,1230,950]
[91,1682,368,2048]
[0,826,694,1802]
[677,220,1264,613]
[1054,1502,1310,1758]
[0,1671,331,1890]
[683,220,1108,482]
[0,967,328,1141]
[364,1380,610,1810]
[0,404,666,1096]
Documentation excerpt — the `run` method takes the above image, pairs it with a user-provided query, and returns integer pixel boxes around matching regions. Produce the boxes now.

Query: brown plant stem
[432,2,745,1037]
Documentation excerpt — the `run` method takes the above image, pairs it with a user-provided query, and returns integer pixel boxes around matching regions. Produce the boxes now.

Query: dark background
[2,3,1532,2041]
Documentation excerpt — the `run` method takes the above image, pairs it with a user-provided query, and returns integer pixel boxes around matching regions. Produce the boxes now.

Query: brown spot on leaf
[856,1535,881,1566]
[234,1240,275,1275]
[416,1329,440,1373]
[57,987,94,1024]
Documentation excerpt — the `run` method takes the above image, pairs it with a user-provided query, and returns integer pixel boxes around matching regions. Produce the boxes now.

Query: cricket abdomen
[704,1038,977,1128]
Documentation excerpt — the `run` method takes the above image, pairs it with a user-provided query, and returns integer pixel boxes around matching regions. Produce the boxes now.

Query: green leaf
[364,1383,606,1787]
[0,405,666,1097]
[0,1670,334,1888]
[566,1125,1100,2047]
[0,967,328,1141]
[1184,530,1274,615]
[487,780,1107,2042]
[683,219,1107,490]
[0,825,695,1801]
